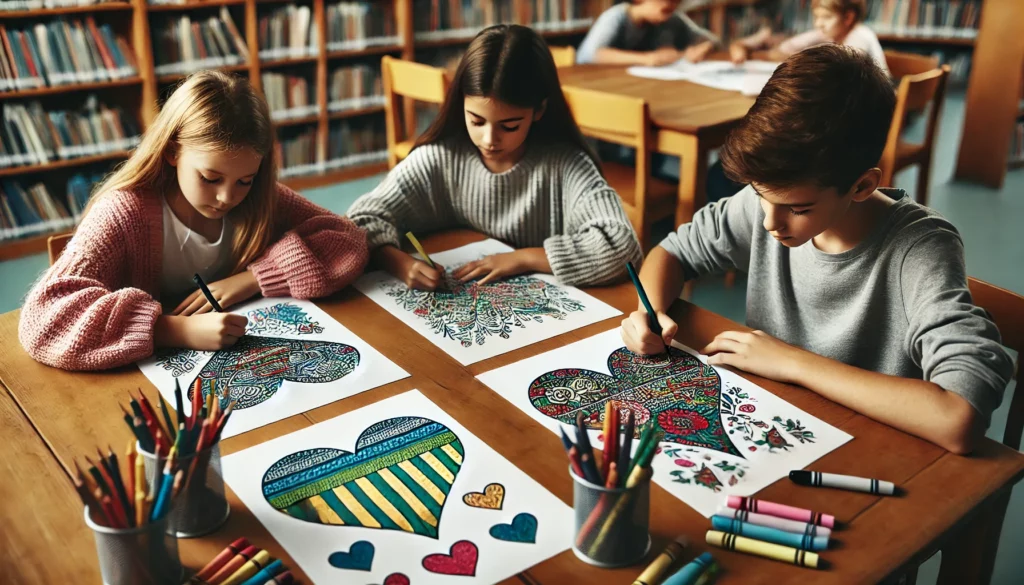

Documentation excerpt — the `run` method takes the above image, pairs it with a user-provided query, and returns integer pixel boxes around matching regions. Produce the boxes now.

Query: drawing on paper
[462,483,504,510]
[154,348,208,377]
[489,513,538,543]
[528,346,744,457]
[247,302,325,336]
[187,336,360,410]
[382,275,586,347]
[422,540,479,576]
[327,540,374,571]
[665,446,749,491]
[261,417,464,539]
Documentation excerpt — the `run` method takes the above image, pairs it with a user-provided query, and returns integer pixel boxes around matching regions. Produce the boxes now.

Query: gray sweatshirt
[576,3,718,64]
[347,139,643,286]
[660,186,1013,423]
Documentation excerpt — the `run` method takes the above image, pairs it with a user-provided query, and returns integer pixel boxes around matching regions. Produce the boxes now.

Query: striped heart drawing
[261,417,464,538]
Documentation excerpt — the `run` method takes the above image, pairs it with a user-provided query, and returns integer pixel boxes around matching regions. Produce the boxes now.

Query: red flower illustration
[675,459,696,468]
[739,404,756,413]
[658,409,710,436]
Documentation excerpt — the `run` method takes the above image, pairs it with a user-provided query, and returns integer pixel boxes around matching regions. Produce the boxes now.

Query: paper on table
[478,329,852,518]
[627,59,779,95]
[353,239,622,366]
[222,389,574,584]
[137,297,408,439]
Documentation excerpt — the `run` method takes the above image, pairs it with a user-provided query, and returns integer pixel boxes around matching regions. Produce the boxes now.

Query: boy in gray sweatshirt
[620,44,1013,454]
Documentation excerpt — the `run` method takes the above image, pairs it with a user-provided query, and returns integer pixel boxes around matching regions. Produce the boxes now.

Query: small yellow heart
[462,483,505,510]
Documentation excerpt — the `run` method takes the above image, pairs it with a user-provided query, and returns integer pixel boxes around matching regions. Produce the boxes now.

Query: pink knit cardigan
[19,183,369,371]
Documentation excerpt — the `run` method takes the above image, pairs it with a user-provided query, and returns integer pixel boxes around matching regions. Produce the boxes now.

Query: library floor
[2,91,1021,584]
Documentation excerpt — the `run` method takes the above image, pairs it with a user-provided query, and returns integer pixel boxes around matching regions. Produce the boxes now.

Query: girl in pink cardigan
[19,71,369,371]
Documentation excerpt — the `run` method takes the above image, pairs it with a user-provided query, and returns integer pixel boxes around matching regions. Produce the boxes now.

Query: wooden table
[2,230,1022,585]
[558,63,757,225]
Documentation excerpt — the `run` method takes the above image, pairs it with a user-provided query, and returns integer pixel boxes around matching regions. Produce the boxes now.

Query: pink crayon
[727,495,835,529]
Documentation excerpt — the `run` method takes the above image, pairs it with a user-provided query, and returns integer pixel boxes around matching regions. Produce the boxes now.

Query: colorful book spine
[864,0,982,38]
[262,72,317,121]
[326,117,387,170]
[326,1,400,52]
[528,0,591,32]
[413,0,518,41]
[258,4,318,61]
[0,170,107,241]
[327,64,383,112]
[153,8,248,76]
[1,1,129,11]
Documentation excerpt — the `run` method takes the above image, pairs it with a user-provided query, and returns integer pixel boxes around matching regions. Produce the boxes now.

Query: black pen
[192,273,223,313]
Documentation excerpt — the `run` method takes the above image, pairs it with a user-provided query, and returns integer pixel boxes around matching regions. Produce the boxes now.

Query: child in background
[576,0,718,66]
[730,0,888,74]
[620,46,1011,454]
[348,24,642,290]
[20,71,369,371]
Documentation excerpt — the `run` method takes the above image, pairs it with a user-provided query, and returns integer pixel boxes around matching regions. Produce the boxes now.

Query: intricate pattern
[188,336,359,410]
[246,302,325,336]
[154,348,208,376]
[666,446,749,491]
[261,417,464,539]
[382,274,585,347]
[529,347,742,457]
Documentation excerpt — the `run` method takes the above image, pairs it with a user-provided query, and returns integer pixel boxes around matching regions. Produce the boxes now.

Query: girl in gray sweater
[348,24,642,290]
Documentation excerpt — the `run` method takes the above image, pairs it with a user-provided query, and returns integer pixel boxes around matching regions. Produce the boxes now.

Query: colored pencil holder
[84,506,183,585]
[570,467,651,568]
[139,442,230,538]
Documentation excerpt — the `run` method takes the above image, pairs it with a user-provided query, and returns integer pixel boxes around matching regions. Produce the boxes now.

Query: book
[328,64,383,112]
[326,1,400,52]
[259,4,318,61]
[1,1,129,12]
[326,117,387,170]
[153,10,248,76]
[262,72,318,120]
[0,170,106,242]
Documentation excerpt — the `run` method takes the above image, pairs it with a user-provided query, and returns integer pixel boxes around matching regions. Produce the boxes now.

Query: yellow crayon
[220,550,272,585]
[632,535,688,585]
[706,530,819,569]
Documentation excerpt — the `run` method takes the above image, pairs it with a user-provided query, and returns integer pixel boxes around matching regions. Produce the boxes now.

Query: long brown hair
[90,71,277,272]
[415,24,599,167]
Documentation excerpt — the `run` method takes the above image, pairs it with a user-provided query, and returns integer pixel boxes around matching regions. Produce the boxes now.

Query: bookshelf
[0,0,596,260]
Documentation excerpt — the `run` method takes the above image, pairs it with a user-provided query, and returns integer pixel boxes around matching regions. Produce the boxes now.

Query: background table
[1,230,1021,584]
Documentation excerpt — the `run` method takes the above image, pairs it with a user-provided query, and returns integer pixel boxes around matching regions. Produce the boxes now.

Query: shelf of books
[0,0,599,260]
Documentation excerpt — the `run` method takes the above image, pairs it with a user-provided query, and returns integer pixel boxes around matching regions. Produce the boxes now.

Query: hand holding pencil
[621,261,678,356]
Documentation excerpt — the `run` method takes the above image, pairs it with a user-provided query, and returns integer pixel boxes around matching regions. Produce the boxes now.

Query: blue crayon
[239,559,284,585]
[712,515,829,551]
[662,552,715,585]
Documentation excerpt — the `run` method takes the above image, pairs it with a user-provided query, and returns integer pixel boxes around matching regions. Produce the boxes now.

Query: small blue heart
[328,540,375,571]
[489,512,538,543]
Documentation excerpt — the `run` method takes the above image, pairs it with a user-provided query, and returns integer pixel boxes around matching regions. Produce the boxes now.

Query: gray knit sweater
[348,139,643,286]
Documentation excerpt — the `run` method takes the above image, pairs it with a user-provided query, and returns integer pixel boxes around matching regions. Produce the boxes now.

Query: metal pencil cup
[84,506,183,585]
[139,442,230,538]
[570,467,652,567]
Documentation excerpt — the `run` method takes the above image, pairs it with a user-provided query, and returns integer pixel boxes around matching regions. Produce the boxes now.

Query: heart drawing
[422,540,478,576]
[261,417,464,538]
[328,540,374,571]
[529,346,742,457]
[462,483,504,510]
[489,513,538,543]
[187,336,360,410]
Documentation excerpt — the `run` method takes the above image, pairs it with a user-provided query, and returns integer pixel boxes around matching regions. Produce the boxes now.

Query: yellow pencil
[405,231,435,268]
[134,445,146,526]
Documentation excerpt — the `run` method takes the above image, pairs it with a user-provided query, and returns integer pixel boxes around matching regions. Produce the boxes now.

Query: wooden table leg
[675,133,709,226]
[936,488,1012,585]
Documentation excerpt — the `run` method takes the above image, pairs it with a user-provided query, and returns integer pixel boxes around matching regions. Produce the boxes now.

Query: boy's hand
[173,270,261,315]
[702,330,811,384]
[155,314,248,351]
[729,42,749,64]
[378,245,446,291]
[620,310,678,356]
[683,40,714,63]
[452,249,539,285]
[645,47,682,67]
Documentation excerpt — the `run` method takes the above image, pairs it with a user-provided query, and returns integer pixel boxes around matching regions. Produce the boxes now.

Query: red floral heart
[383,574,410,585]
[421,540,478,576]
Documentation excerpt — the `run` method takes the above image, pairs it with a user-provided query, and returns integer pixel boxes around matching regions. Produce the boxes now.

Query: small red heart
[383,573,410,585]
[421,540,478,576]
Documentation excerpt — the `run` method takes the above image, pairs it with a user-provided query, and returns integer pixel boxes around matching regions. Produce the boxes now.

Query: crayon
[711,516,829,551]
[715,506,832,539]
[626,261,662,337]
[662,552,715,585]
[692,561,720,585]
[631,535,688,585]
[220,550,272,585]
[789,470,896,496]
[706,530,819,569]
[209,545,260,584]
[263,571,293,585]
[727,495,835,529]
[405,231,435,268]
[197,538,251,581]
[193,272,224,312]
[239,559,283,585]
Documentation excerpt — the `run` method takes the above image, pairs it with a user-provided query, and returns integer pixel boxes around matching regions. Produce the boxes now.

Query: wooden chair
[47,233,72,265]
[879,51,950,206]
[562,85,676,251]
[549,45,576,68]
[382,56,448,168]
[897,277,1023,585]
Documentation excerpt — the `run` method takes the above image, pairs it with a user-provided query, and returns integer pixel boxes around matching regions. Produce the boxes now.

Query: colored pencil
[104,447,134,527]
[405,231,435,268]
[575,411,602,484]
[617,410,635,488]
[193,272,224,312]
[567,446,585,479]
[600,402,614,480]
[174,378,186,429]
[626,261,663,337]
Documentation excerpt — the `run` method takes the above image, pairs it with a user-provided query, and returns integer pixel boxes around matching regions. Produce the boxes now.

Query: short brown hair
[720,44,895,192]
[813,0,866,21]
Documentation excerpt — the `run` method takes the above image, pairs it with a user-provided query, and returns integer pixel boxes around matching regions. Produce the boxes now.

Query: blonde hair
[91,70,277,272]
[813,0,866,21]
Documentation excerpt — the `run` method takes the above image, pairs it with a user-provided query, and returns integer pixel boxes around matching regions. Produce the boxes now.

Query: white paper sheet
[353,239,622,365]
[222,389,574,584]
[477,329,853,518]
[137,298,408,439]
[627,59,779,95]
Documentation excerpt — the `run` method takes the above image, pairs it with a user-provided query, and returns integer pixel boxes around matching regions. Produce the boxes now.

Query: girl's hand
[620,310,678,356]
[684,41,715,63]
[645,47,682,67]
[729,42,749,64]
[155,314,248,351]
[377,245,446,291]
[173,270,261,316]
[702,330,812,384]
[452,249,546,285]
